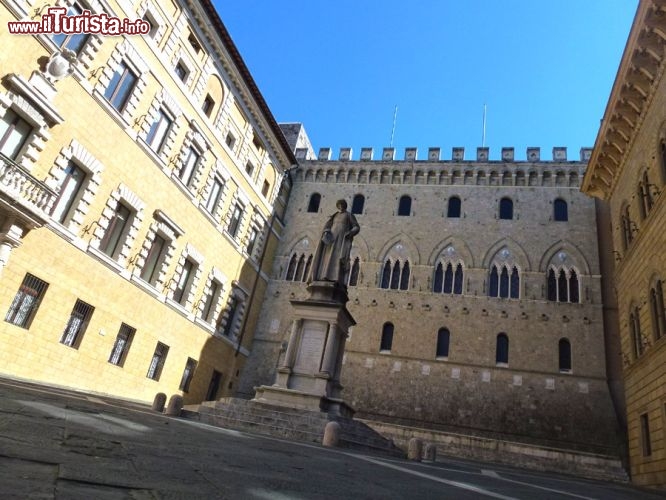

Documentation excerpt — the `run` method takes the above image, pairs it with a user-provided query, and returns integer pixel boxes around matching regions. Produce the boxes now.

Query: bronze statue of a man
[309,199,360,286]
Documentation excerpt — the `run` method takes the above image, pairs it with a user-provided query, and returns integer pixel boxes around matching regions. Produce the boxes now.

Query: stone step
[181,398,404,458]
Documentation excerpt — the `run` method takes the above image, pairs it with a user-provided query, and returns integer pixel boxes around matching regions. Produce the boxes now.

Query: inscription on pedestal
[294,322,327,373]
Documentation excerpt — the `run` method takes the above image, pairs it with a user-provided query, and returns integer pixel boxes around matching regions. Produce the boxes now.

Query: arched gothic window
[397,195,411,216]
[559,338,572,372]
[347,257,360,287]
[547,267,579,303]
[351,194,365,215]
[489,264,519,298]
[496,333,509,365]
[307,193,321,213]
[553,199,568,221]
[380,259,410,290]
[447,196,461,218]
[630,306,643,358]
[433,262,463,294]
[380,322,394,352]
[637,171,654,220]
[499,198,513,220]
[285,253,312,282]
[650,280,665,341]
[621,204,634,249]
[436,328,450,358]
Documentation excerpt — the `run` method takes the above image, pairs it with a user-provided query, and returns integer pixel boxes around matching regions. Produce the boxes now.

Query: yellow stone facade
[583,0,666,487]
[0,0,294,404]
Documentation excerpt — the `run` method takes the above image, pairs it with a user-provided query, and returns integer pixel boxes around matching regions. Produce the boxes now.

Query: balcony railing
[0,153,57,216]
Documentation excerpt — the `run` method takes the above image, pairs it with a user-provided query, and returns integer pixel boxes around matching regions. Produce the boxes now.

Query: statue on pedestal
[309,199,360,286]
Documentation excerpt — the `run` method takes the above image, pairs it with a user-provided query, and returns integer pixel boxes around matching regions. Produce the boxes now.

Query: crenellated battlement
[296,146,593,163]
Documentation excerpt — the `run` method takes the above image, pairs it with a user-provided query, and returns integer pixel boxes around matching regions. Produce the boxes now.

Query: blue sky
[216,1,637,161]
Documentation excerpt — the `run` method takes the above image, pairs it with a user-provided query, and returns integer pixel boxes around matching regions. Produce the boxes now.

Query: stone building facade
[239,146,624,453]
[0,0,294,403]
[583,0,666,487]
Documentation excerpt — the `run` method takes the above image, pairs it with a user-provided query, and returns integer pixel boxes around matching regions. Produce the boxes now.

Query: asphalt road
[0,377,662,499]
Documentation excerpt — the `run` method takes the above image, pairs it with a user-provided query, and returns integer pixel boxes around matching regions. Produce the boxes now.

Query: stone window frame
[379,258,411,291]
[307,192,321,213]
[173,128,209,192]
[553,198,568,222]
[447,196,462,218]
[199,161,231,220]
[133,219,180,291]
[216,283,248,341]
[629,303,644,360]
[244,209,266,261]
[166,242,204,310]
[89,184,145,268]
[196,267,226,325]
[495,332,509,366]
[94,39,149,124]
[137,0,169,47]
[379,322,394,353]
[46,0,104,70]
[0,92,51,169]
[347,256,361,287]
[171,49,196,89]
[436,327,450,359]
[140,89,182,162]
[498,197,514,220]
[636,168,655,220]
[46,139,103,232]
[619,200,635,250]
[223,189,250,243]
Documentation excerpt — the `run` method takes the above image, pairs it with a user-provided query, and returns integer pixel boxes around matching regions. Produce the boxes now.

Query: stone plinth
[253,281,355,418]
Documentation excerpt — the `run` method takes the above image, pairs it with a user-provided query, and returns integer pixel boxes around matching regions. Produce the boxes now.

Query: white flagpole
[390,105,398,147]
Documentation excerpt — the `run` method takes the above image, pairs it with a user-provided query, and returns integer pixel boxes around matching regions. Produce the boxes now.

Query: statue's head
[336,199,347,211]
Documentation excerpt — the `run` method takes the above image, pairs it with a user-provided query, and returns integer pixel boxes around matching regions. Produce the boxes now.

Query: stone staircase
[181,397,404,458]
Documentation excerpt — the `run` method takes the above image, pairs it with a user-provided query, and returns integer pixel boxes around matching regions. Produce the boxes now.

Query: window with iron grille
[60,300,94,348]
[5,274,49,329]
[108,323,135,367]
[179,357,197,392]
[147,342,169,380]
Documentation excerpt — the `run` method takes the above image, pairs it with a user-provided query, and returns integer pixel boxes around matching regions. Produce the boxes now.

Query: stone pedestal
[253,281,355,417]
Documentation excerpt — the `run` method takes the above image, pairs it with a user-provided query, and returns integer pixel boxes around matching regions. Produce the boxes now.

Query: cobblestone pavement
[0,377,663,499]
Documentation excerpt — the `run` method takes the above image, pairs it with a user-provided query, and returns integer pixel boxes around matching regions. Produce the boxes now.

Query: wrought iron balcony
[0,153,57,227]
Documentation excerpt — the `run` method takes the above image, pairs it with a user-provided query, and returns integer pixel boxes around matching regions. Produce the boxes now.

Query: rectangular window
[179,357,197,392]
[252,132,264,153]
[188,32,202,54]
[173,259,195,305]
[146,109,173,153]
[227,203,243,238]
[261,180,270,197]
[108,323,135,366]
[140,235,167,285]
[99,202,132,259]
[225,132,236,150]
[142,13,158,39]
[641,413,652,457]
[175,60,189,83]
[202,94,214,117]
[104,61,138,112]
[218,296,239,337]
[52,3,89,54]
[0,109,33,160]
[147,341,169,380]
[60,300,94,348]
[205,178,224,215]
[179,147,200,187]
[246,227,258,256]
[51,162,86,224]
[202,281,221,323]
[245,161,254,177]
[5,274,49,329]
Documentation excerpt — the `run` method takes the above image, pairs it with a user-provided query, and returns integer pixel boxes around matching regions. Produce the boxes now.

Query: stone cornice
[582,0,666,200]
